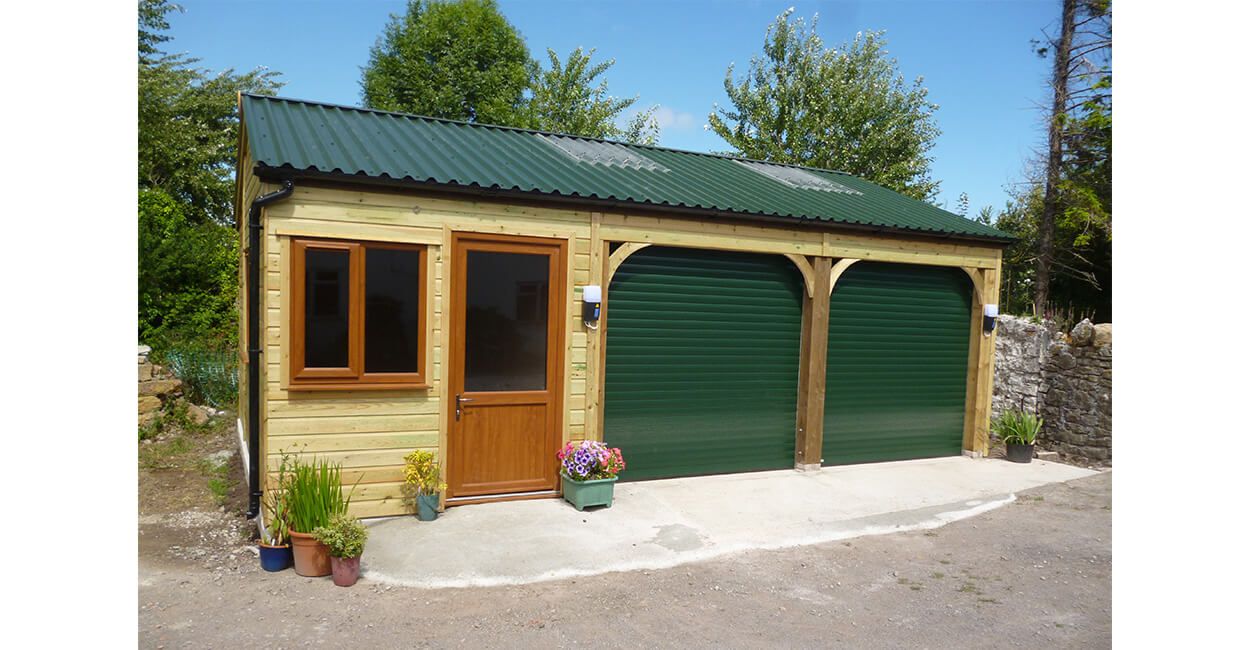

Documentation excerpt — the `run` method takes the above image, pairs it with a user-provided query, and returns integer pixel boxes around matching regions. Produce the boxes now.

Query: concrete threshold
[363,456,1098,589]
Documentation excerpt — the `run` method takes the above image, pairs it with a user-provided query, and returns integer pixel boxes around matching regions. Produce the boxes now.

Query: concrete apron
[363,456,1097,589]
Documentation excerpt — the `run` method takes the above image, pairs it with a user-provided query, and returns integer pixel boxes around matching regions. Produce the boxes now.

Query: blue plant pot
[417,493,440,521]
[258,543,292,572]
[561,475,617,511]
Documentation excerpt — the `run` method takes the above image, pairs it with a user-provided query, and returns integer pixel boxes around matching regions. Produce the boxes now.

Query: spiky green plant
[286,456,354,534]
[992,409,1044,446]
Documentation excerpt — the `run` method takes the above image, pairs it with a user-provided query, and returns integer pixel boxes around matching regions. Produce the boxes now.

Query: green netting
[165,346,238,409]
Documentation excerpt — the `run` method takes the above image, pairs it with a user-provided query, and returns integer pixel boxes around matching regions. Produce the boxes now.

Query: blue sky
[166,0,1057,215]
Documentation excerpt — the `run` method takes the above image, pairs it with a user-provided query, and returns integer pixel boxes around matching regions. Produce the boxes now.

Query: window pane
[304,248,351,368]
[365,248,421,373]
[464,251,549,391]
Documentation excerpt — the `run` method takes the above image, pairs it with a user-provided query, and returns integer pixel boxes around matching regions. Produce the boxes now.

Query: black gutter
[255,166,1015,247]
[245,180,294,519]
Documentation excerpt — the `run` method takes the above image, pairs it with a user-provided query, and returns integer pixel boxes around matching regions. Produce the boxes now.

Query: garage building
[235,94,1010,517]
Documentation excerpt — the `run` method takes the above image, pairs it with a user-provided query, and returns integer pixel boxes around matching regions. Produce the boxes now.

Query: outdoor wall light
[983,303,999,335]
[582,285,602,329]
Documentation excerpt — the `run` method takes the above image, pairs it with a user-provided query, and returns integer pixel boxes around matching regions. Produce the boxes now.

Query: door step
[445,490,560,507]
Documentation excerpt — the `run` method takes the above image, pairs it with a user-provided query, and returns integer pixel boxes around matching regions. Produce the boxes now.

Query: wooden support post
[592,236,612,443]
[585,213,604,442]
[795,256,833,470]
[961,263,1002,456]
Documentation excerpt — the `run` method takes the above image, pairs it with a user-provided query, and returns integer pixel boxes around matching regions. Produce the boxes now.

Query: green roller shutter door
[604,246,803,480]
[823,262,972,465]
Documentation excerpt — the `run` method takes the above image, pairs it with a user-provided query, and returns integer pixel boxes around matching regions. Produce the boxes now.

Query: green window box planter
[561,474,617,511]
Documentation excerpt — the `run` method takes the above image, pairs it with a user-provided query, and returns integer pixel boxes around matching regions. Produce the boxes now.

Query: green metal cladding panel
[823,262,972,465]
[604,247,803,480]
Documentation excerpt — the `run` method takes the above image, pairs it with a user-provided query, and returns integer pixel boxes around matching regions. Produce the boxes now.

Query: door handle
[455,394,473,421]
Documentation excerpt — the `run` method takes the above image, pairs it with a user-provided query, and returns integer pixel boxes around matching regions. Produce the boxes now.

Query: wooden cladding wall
[259,184,593,518]
[252,181,1003,519]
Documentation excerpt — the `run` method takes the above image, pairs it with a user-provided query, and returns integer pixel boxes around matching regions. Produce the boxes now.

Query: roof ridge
[240,93,857,178]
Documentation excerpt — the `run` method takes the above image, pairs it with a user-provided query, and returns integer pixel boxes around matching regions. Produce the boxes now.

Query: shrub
[138,188,239,350]
[313,514,369,559]
[403,450,447,497]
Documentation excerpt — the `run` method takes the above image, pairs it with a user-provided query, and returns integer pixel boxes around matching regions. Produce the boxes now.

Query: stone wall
[992,316,1112,463]
[139,345,209,428]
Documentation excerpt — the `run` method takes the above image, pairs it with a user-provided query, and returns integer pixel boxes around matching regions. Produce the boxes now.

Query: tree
[955,192,970,218]
[138,0,281,224]
[138,189,239,346]
[523,47,658,144]
[1032,0,1111,315]
[138,0,281,347]
[360,0,532,124]
[707,9,941,200]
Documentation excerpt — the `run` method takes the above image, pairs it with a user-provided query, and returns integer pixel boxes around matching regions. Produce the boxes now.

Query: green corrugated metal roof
[241,94,1011,241]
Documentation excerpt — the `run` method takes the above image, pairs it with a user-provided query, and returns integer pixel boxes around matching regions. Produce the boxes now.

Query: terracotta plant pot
[331,556,361,587]
[290,530,332,577]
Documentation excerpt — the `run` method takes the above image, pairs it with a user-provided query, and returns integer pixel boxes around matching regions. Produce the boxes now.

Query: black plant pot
[1006,443,1035,463]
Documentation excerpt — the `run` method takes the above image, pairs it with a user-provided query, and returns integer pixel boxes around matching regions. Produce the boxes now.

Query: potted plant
[993,409,1044,463]
[286,456,352,577]
[258,453,293,572]
[557,441,625,511]
[403,450,447,521]
[313,514,369,587]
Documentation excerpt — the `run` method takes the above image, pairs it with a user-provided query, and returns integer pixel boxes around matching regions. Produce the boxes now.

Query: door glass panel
[304,248,350,368]
[365,248,421,373]
[464,251,549,391]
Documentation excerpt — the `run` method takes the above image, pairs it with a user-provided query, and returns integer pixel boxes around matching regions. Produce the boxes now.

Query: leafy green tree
[360,0,532,123]
[708,9,941,200]
[138,0,281,348]
[523,47,658,144]
[990,168,1111,321]
[138,0,281,224]
[138,189,239,347]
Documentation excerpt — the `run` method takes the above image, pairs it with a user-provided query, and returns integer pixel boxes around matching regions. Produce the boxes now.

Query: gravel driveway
[139,470,1110,648]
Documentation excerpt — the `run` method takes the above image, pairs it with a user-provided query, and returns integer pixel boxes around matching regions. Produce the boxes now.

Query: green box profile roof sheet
[241,94,1011,241]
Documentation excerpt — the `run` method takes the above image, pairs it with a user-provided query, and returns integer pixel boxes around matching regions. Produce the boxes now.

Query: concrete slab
[363,456,1097,588]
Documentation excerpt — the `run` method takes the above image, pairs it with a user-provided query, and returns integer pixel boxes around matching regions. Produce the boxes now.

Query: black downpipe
[245,180,294,519]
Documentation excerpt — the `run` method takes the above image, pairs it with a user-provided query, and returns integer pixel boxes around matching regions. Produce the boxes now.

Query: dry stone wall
[992,316,1112,463]
[138,345,210,428]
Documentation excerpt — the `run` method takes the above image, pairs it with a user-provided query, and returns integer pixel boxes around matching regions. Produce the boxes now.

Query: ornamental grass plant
[287,456,352,534]
[992,409,1044,446]
[558,441,625,482]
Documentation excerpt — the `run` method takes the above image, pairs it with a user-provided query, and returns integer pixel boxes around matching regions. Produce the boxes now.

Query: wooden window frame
[290,237,429,391]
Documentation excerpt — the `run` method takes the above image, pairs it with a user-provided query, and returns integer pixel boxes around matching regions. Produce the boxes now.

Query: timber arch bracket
[829,258,862,295]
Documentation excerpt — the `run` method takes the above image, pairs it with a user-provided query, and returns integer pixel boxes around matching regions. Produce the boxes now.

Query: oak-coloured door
[447,233,565,498]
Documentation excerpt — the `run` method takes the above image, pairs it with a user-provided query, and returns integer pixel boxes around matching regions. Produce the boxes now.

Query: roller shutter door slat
[605,247,803,480]
[823,262,971,465]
